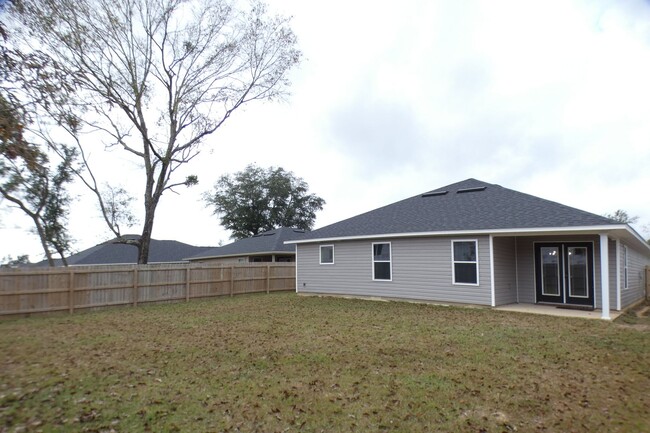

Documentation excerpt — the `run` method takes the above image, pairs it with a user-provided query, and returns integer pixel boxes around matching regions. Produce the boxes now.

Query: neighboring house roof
[289,178,642,244]
[186,227,308,260]
[36,235,213,266]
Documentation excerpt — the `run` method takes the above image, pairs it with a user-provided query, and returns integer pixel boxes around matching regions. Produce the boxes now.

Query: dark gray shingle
[36,235,213,266]
[299,178,617,241]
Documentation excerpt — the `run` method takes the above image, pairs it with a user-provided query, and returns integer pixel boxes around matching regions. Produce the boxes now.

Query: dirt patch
[615,300,650,331]
[636,305,650,318]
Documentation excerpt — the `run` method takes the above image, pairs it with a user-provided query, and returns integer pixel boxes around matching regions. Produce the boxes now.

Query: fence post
[230,266,234,297]
[185,265,191,302]
[68,270,75,314]
[133,268,139,307]
[266,264,270,294]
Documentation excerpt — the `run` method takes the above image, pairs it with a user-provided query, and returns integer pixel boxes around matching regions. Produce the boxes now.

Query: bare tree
[10,0,302,263]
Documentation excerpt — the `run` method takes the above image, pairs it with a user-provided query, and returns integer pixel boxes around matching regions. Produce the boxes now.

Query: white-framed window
[372,242,392,281]
[452,240,479,285]
[623,245,628,290]
[320,245,334,265]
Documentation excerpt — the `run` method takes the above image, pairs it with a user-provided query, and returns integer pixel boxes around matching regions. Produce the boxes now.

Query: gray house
[287,179,650,320]
[186,227,308,264]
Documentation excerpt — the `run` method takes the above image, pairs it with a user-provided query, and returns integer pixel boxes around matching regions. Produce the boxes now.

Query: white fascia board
[624,225,650,252]
[284,225,630,245]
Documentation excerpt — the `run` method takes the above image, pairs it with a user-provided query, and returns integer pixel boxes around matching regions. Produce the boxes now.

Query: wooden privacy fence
[0,263,295,317]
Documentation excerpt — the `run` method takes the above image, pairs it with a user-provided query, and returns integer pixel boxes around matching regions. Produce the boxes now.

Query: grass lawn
[1,293,649,433]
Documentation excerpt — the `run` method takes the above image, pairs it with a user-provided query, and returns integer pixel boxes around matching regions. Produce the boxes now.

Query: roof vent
[456,186,487,194]
[421,190,448,198]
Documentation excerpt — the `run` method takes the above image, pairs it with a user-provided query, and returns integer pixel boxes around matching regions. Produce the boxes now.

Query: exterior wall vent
[456,186,487,194]
[421,190,448,197]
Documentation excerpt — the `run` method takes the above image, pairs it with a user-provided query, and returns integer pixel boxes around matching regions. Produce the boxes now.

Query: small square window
[320,245,334,264]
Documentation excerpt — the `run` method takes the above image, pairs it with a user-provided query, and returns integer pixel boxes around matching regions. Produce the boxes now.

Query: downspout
[294,245,299,293]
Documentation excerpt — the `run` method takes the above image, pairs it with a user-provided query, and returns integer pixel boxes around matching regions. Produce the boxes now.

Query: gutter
[284,224,650,253]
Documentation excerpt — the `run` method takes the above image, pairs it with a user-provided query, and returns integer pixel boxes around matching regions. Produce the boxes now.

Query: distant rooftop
[186,227,308,260]
[35,235,213,267]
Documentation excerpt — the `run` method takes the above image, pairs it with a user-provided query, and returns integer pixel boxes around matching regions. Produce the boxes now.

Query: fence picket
[0,263,295,317]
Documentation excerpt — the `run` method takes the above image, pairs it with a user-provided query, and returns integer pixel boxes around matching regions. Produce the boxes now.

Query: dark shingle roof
[186,227,308,260]
[297,178,618,241]
[37,235,213,266]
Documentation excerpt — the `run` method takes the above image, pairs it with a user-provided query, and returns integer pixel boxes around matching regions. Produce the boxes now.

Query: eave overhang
[285,224,650,254]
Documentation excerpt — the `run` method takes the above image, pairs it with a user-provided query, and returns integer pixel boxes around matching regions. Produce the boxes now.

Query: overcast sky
[2,0,650,261]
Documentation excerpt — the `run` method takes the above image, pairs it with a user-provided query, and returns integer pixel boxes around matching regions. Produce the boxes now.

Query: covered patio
[490,228,648,320]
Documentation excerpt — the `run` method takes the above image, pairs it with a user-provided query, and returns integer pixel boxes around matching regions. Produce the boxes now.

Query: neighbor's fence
[0,263,295,317]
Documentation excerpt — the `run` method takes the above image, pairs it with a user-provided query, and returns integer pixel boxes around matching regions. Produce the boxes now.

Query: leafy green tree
[0,254,30,268]
[0,15,77,266]
[0,143,76,266]
[204,164,325,240]
[9,0,302,263]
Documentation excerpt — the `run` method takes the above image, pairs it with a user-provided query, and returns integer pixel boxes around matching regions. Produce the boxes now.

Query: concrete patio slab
[495,303,622,320]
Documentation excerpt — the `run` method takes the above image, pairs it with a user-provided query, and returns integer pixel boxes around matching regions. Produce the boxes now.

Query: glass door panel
[540,247,561,296]
[567,247,588,298]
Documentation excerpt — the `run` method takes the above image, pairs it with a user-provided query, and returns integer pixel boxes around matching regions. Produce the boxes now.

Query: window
[623,245,628,289]
[452,240,478,285]
[372,242,391,280]
[320,245,334,264]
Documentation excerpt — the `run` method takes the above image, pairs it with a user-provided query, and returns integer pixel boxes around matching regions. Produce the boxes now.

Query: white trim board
[286,224,637,243]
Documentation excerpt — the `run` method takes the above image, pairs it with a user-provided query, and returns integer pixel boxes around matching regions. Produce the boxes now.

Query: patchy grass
[1,293,649,433]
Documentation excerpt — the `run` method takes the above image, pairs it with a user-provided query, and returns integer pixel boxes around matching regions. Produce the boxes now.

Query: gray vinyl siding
[296,236,492,305]
[608,239,617,310]
[493,237,517,306]
[620,242,649,308]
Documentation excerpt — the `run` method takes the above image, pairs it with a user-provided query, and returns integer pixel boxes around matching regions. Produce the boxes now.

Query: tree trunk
[138,209,154,264]
[138,191,162,264]
[33,218,54,266]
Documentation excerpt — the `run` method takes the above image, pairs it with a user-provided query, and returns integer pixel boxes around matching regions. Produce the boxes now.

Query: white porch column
[615,239,621,311]
[489,235,496,307]
[599,233,611,320]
